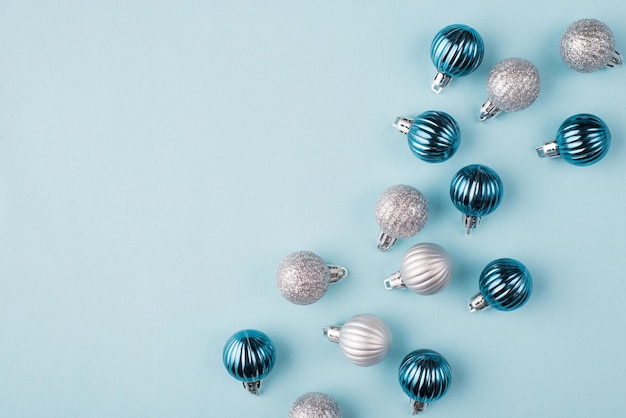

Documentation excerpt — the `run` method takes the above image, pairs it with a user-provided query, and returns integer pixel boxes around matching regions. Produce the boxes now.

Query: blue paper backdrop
[1,1,624,417]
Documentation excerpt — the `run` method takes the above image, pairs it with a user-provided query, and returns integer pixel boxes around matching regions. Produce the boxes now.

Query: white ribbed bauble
[384,243,452,295]
[323,314,392,366]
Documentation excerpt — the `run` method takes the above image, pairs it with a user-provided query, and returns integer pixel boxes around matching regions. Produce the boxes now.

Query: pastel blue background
[1,1,624,417]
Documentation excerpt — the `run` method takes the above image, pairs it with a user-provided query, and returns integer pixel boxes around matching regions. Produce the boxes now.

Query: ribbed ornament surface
[407,111,461,163]
[338,314,392,366]
[555,113,611,166]
[479,258,532,311]
[223,329,276,382]
[450,164,503,217]
[431,24,484,77]
[399,243,453,295]
[399,349,452,403]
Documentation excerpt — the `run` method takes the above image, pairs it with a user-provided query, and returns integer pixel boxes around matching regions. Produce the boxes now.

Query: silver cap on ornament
[479,58,540,122]
[374,185,429,252]
[276,251,348,305]
[560,19,622,72]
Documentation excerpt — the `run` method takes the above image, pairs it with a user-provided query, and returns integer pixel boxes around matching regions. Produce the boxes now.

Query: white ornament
[323,314,392,366]
[384,243,453,295]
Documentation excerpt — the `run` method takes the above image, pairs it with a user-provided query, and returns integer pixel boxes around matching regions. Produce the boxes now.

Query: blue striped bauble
[478,258,533,311]
[556,114,611,166]
[398,349,452,413]
[430,24,484,93]
[223,329,276,394]
[407,111,461,163]
[450,164,503,234]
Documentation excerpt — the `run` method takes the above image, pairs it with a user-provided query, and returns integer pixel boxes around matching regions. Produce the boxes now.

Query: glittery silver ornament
[323,314,392,366]
[479,58,540,121]
[374,185,429,252]
[289,392,342,418]
[560,19,622,73]
[384,243,453,295]
[276,251,348,305]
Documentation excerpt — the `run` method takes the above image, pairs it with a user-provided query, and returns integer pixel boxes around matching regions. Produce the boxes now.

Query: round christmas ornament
[536,113,611,166]
[276,251,348,305]
[398,349,452,414]
[289,392,342,418]
[449,164,503,234]
[430,24,484,93]
[323,314,392,366]
[469,258,533,312]
[479,57,540,121]
[560,19,622,72]
[393,111,461,163]
[222,329,276,395]
[384,243,453,295]
[375,185,429,251]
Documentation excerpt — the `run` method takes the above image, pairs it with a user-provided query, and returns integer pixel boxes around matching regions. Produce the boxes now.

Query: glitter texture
[276,251,329,305]
[289,392,342,418]
[486,58,540,112]
[374,185,428,239]
[560,19,617,72]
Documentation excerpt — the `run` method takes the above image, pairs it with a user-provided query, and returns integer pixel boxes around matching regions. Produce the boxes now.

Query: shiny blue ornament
[449,164,503,234]
[536,113,611,166]
[469,258,533,312]
[430,24,484,93]
[398,349,452,414]
[393,111,461,163]
[222,329,276,395]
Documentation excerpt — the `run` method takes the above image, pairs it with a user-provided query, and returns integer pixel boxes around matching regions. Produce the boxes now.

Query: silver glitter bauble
[560,19,622,73]
[323,314,392,366]
[384,243,453,295]
[374,184,429,252]
[479,58,540,121]
[289,392,342,418]
[276,251,348,305]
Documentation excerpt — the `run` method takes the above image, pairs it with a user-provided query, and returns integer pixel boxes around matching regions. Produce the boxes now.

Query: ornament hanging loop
[243,381,262,395]
[607,50,623,68]
[463,214,480,235]
[383,271,405,290]
[431,72,452,94]
[328,265,348,283]
[393,117,413,134]
[469,293,489,312]
[411,400,428,415]
[377,231,398,252]
[322,326,341,343]
[479,99,502,121]
[536,142,559,158]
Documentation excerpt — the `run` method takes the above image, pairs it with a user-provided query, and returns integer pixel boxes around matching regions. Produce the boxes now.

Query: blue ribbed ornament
[536,113,611,166]
[430,24,484,93]
[469,258,533,312]
[393,111,461,163]
[222,329,276,395]
[449,164,503,234]
[398,349,452,414]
